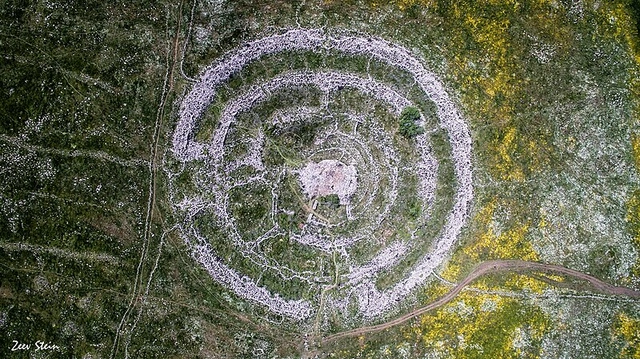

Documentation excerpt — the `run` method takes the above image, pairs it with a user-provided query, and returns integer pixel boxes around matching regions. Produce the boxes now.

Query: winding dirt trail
[321,259,640,344]
[110,2,185,358]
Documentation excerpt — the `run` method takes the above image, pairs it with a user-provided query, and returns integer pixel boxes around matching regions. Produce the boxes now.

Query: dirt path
[321,259,640,344]
[110,2,185,358]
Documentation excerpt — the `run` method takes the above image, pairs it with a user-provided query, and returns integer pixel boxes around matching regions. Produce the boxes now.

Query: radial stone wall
[169,29,473,323]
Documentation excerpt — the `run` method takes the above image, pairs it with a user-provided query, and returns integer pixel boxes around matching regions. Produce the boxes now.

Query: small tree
[319,194,340,209]
[398,106,424,139]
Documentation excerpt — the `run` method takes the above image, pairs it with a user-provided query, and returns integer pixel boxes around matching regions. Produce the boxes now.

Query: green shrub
[398,106,424,139]
[319,194,341,209]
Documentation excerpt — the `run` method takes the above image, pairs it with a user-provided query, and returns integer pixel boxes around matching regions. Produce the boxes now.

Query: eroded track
[321,259,640,344]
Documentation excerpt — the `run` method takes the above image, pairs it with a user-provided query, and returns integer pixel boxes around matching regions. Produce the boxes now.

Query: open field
[2,0,640,358]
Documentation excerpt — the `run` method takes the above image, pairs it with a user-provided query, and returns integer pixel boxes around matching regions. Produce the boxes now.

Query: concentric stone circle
[169,28,473,321]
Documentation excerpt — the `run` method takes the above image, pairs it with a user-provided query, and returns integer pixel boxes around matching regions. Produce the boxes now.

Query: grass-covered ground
[1,0,640,358]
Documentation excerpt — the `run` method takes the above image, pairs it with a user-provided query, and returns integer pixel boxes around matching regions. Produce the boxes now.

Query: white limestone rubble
[170,28,473,321]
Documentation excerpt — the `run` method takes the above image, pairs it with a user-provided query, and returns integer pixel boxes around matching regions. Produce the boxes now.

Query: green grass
[2,0,640,358]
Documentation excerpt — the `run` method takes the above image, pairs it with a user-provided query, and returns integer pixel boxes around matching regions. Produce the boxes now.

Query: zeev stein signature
[11,340,60,352]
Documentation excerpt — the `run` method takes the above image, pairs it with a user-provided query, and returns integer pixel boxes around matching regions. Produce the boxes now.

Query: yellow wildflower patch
[538,214,548,229]
[455,13,518,127]
[601,2,640,281]
[598,3,638,48]
[473,270,559,294]
[477,197,498,225]
[439,1,560,182]
[406,290,549,358]
[595,3,640,123]
[627,190,640,240]
[599,2,640,119]
[527,139,550,173]
[626,190,640,277]
[483,0,518,7]
[464,205,539,261]
[595,3,640,274]
[493,127,525,181]
[504,273,547,294]
[488,126,551,181]
[422,280,450,301]
[468,222,536,260]
[614,313,640,358]
[465,199,539,261]
[632,135,640,171]
[441,261,462,282]
[395,0,437,11]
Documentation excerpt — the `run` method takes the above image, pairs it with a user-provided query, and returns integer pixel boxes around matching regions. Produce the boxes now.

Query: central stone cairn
[298,160,357,205]
[168,28,473,324]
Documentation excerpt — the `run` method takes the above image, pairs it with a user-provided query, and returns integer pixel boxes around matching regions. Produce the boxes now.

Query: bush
[398,106,424,138]
[319,194,340,209]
